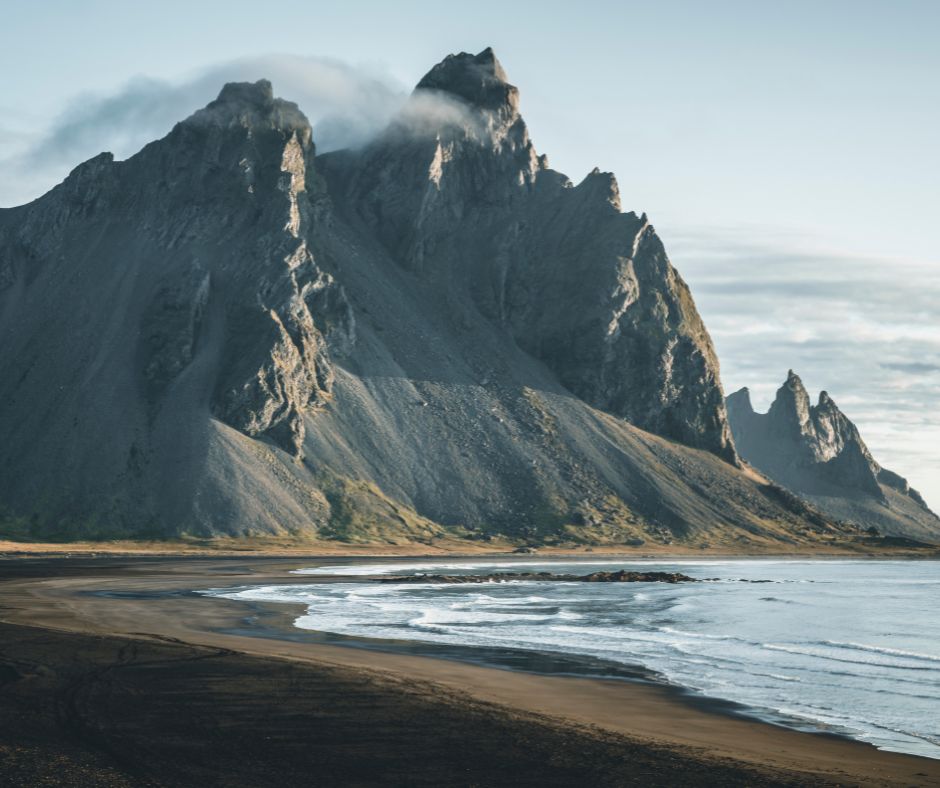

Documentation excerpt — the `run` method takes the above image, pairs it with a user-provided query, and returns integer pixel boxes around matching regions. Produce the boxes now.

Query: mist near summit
[0,54,409,208]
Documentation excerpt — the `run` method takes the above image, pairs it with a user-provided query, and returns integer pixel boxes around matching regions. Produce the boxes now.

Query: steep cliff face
[321,49,736,462]
[0,80,347,535]
[0,49,858,546]
[727,372,939,541]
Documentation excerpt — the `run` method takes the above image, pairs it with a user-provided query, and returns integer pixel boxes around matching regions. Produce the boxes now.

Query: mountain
[726,372,939,541]
[0,48,861,548]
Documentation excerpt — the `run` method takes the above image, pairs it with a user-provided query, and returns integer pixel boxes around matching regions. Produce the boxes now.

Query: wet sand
[1,555,938,787]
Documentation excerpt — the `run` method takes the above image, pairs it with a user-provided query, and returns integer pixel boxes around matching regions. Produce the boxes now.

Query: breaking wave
[205,559,940,760]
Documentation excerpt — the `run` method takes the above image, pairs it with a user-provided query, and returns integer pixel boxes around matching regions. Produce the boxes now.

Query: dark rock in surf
[377,570,698,584]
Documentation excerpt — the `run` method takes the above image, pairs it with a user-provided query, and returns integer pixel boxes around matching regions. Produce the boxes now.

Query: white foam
[205,560,940,760]
[291,558,876,576]
[823,640,940,664]
[762,642,939,671]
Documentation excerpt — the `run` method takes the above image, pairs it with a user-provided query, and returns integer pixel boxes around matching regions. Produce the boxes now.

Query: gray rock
[727,372,939,541]
[321,49,736,462]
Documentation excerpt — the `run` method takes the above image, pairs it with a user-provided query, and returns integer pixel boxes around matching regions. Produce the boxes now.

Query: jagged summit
[727,372,938,540]
[415,47,518,113]
[184,79,312,139]
[743,371,878,470]
[381,47,530,158]
[218,78,276,106]
[784,370,806,395]
[578,169,622,212]
[725,386,754,415]
[769,370,813,429]
[728,378,838,426]
[320,49,737,464]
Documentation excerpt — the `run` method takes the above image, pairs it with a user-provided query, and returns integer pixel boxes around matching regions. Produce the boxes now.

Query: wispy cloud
[880,361,940,375]
[670,226,940,507]
[0,126,32,149]
[0,54,411,207]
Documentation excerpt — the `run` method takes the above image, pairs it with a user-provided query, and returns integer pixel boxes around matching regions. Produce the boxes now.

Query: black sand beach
[1,555,938,787]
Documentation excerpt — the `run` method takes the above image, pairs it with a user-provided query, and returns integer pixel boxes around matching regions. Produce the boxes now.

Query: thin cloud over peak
[0,54,411,208]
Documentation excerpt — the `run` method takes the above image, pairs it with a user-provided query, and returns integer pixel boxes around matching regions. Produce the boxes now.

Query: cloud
[0,55,412,207]
[669,227,940,508]
[392,89,482,136]
[0,105,41,162]
[880,361,940,375]
[0,126,32,149]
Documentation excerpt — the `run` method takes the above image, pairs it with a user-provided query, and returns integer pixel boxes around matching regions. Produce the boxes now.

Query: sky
[1,0,938,505]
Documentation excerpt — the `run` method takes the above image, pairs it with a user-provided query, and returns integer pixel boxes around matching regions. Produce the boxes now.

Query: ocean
[205,559,940,758]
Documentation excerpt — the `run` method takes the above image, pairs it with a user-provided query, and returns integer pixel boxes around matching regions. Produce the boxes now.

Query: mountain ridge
[726,371,938,541]
[0,48,922,548]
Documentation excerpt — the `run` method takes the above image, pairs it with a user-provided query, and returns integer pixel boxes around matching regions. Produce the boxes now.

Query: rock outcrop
[0,49,870,547]
[378,570,698,584]
[727,372,939,541]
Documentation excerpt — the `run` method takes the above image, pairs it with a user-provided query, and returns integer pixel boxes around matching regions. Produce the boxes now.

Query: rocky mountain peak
[786,369,806,392]
[727,371,939,538]
[183,79,312,144]
[415,47,518,114]
[318,47,738,464]
[726,387,754,415]
[768,369,812,433]
[580,168,622,212]
[218,78,275,106]
[817,390,837,409]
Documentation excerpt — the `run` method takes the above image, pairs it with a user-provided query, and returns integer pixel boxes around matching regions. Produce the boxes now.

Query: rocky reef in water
[377,570,698,584]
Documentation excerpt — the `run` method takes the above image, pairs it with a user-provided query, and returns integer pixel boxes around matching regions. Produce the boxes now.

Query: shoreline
[203,559,937,758]
[2,537,938,560]
[1,554,939,786]
[202,594,869,748]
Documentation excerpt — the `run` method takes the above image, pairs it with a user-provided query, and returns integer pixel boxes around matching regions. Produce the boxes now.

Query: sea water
[205,559,940,758]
